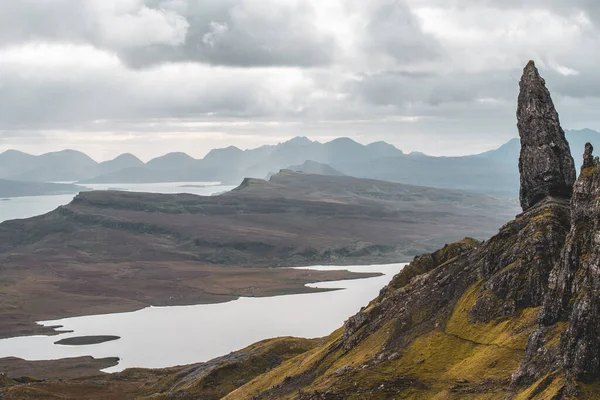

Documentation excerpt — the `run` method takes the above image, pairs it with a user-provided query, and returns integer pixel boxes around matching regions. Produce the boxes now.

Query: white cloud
[202,22,229,47]
[550,63,580,76]
[96,4,190,48]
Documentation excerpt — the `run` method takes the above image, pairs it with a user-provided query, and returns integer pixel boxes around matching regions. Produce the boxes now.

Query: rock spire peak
[583,142,595,169]
[517,61,576,211]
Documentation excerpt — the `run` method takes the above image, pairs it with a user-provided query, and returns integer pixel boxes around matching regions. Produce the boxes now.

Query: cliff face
[518,61,576,211]
[515,143,600,394]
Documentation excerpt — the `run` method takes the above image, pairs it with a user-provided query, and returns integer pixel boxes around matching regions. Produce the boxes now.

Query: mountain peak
[103,153,144,166]
[150,152,195,161]
[146,152,196,170]
[205,146,243,156]
[517,60,576,211]
[1,149,31,156]
[366,141,404,155]
[113,153,139,160]
[284,136,313,146]
[328,137,359,144]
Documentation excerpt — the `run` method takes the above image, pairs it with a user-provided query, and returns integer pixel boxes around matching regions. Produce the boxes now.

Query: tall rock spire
[517,60,576,211]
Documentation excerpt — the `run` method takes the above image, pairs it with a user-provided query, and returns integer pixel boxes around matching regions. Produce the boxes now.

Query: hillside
[285,161,344,176]
[77,165,240,184]
[0,179,88,198]
[3,62,599,400]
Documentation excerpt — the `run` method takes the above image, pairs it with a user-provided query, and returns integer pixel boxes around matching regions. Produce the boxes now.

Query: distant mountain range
[1,129,597,195]
[0,150,144,183]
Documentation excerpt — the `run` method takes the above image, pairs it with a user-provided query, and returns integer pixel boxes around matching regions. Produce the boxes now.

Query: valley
[0,171,516,341]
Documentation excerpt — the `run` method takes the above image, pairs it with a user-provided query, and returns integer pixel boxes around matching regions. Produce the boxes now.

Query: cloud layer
[0,0,599,160]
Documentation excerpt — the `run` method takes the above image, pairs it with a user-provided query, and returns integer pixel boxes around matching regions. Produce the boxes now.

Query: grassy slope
[219,204,600,399]
[225,281,540,399]
[0,337,320,400]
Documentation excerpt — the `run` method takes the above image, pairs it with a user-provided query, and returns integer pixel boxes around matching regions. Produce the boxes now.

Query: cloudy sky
[0,0,598,161]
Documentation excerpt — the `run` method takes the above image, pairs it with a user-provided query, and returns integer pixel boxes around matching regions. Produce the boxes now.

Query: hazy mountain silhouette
[286,160,344,176]
[145,152,197,170]
[0,179,88,198]
[0,151,142,183]
[7,150,97,182]
[2,130,599,194]
[0,150,37,179]
[471,129,600,171]
[95,153,144,175]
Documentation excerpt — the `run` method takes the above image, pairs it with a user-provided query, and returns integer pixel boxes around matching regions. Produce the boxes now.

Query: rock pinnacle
[583,142,595,169]
[517,60,576,211]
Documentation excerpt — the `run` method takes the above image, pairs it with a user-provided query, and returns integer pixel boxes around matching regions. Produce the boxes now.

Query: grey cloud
[123,0,336,67]
[0,0,337,68]
[0,65,275,129]
[416,0,600,23]
[0,2,89,46]
[348,70,517,108]
[359,0,442,64]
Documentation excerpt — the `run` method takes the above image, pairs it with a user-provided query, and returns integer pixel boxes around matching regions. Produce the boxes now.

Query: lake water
[0,263,404,372]
[0,182,235,223]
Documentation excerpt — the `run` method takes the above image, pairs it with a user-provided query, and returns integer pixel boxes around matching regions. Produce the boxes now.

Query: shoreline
[0,262,394,341]
[0,264,402,379]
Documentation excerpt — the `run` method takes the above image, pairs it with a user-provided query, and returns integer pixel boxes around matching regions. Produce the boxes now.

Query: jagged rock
[470,199,570,323]
[517,60,576,211]
[583,142,595,169]
[558,146,600,384]
[514,144,600,392]
[342,238,479,349]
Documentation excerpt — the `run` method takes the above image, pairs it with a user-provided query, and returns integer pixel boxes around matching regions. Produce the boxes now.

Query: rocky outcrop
[469,199,570,323]
[515,144,600,392]
[342,238,480,350]
[468,62,573,323]
[583,142,595,169]
[517,60,576,211]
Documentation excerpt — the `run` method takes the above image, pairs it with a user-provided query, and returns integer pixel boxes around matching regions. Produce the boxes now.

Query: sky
[0,0,599,161]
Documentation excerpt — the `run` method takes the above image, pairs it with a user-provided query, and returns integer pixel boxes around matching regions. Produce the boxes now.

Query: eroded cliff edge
[216,62,600,399]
